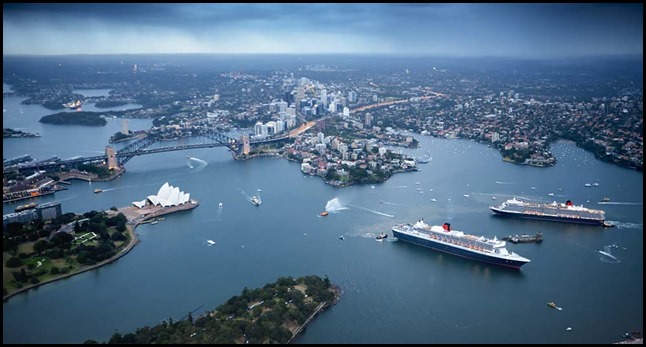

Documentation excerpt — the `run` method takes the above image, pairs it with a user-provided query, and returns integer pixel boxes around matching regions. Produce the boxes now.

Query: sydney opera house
[132,182,191,208]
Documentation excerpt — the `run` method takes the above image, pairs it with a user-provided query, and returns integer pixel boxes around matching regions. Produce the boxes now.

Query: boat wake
[186,157,208,172]
[606,221,643,230]
[348,204,394,218]
[495,181,517,185]
[598,246,621,264]
[597,201,643,205]
[380,201,406,206]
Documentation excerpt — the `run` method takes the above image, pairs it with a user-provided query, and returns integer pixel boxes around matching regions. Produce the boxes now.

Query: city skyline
[3,3,643,58]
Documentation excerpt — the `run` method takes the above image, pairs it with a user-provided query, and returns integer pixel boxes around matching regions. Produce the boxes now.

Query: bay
[2,86,642,344]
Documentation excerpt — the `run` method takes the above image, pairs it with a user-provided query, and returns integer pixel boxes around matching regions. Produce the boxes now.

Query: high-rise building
[348,91,357,103]
[105,146,118,170]
[365,113,372,127]
[317,132,325,144]
[254,122,263,136]
[343,107,350,117]
[320,89,328,106]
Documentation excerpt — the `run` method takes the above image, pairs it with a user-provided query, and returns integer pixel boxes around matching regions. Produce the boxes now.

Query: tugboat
[375,232,388,241]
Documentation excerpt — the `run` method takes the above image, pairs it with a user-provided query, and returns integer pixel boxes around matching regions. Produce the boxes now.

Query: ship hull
[490,207,605,226]
[392,228,528,269]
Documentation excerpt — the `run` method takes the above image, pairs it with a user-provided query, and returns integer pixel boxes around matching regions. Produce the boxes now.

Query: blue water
[3,90,643,344]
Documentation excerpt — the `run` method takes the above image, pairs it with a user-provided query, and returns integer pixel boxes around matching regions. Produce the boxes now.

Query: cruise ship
[392,220,530,269]
[491,198,610,226]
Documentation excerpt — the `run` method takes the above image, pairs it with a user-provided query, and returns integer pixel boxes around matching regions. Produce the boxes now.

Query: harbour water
[2,86,643,344]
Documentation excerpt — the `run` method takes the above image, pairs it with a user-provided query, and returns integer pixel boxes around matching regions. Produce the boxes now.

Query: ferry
[15,202,38,212]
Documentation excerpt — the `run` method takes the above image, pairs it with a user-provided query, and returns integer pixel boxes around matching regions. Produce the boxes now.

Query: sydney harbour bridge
[5,129,294,173]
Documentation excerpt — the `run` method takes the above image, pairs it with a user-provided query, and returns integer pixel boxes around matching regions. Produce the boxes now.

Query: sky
[2,3,643,58]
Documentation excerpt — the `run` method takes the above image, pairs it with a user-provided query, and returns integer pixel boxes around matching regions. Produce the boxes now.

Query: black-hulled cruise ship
[491,198,610,226]
[392,220,530,269]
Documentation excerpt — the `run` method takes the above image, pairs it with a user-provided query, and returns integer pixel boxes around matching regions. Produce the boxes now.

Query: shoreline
[3,221,139,303]
[2,201,198,303]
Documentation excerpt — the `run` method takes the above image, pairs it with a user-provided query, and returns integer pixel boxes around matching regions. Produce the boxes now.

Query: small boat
[592,183,599,187]
[219,202,223,208]
[547,193,555,197]
[371,185,375,189]
[531,187,537,190]
[150,220,159,225]
[376,232,388,241]
[250,195,261,206]
[430,198,437,202]
[94,188,103,194]
[491,196,497,200]
[156,217,165,221]
[338,235,344,240]
[547,302,562,310]
[463,194,470,198]
[584,183,592,187]
[206,240,216,246]
[320,211,329,217]
[601,197,610,202]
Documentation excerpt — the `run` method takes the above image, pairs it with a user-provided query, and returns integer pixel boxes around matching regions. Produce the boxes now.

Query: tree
[6,256,22,268]
[33,240,50,254]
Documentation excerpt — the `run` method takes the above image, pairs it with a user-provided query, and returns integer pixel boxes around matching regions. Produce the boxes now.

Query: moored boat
[15,202,38,212]
[491,197,607,226]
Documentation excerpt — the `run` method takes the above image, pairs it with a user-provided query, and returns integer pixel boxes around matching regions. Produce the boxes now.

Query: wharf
[502,232,543,244]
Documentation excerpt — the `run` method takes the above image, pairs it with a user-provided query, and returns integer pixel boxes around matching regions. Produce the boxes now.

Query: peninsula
[95,275,340,344]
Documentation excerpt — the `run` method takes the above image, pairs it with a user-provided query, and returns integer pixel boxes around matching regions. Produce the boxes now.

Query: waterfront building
[3,210,37,229]
[132,182,190,208]
[36,201,62,220]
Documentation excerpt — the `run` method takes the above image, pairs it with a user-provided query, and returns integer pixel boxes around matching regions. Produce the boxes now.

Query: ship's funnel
[443,223,451,231]
[566,200,573,206]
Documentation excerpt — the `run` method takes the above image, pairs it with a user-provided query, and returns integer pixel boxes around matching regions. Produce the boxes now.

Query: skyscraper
[364,113,372,127]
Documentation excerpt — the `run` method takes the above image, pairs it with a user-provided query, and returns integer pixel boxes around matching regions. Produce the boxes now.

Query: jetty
[502,232,543,244]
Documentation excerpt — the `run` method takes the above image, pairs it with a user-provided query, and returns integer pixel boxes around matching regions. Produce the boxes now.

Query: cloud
[3,3,643,57]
